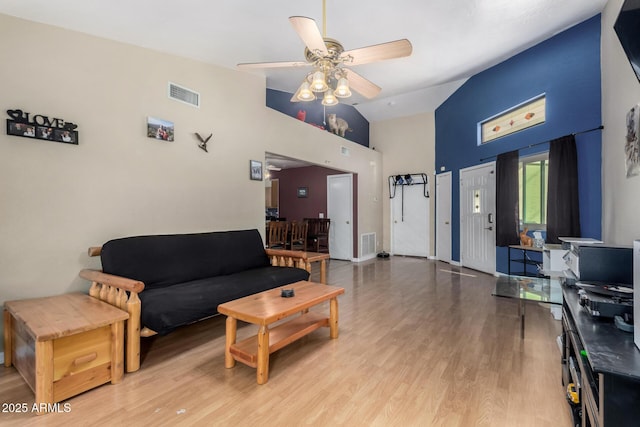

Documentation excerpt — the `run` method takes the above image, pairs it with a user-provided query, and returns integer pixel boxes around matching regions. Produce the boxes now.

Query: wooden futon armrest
[265,249,327,284]
[80,269,145,293]
[79,254,146,373]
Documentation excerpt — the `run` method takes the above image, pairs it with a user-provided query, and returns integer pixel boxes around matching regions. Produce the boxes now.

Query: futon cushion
[139,266,310,335]
[100,229,270,289]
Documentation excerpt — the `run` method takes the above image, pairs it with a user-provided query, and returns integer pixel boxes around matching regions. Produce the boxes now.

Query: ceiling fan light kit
[335,77,351,98]
[237,0,412,107]
[321,89,338,106]
[311,70,329,92]
[296,81,316,101]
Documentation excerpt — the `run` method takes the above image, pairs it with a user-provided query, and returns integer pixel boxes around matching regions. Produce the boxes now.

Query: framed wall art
[6,108,79,145]
[147,116,174,141]
[625,103,640,178]
[297,187,308,198]
[250,160,263,181]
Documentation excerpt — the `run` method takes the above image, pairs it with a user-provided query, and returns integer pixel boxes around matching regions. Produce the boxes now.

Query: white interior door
[327,174,353,260]
[436,172,452,263]
[460,163,496,274]
[391,182,429,257]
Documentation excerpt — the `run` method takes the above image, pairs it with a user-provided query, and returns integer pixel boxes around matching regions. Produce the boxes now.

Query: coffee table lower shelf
[229,312,328,367]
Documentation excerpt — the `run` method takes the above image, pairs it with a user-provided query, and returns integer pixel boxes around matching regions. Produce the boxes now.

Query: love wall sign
[6,109,79,145]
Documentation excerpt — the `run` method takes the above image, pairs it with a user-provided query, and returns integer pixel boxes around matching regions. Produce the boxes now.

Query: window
[519,153,548,229]
[479,94,546,144]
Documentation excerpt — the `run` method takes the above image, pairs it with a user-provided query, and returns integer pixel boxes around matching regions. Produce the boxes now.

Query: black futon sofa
[80,229,312,372]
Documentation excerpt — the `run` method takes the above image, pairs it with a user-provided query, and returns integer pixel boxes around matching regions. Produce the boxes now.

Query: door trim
[436,171,452,263]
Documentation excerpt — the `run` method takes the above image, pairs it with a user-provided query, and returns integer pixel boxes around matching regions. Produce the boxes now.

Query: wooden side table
[3,293,128,411]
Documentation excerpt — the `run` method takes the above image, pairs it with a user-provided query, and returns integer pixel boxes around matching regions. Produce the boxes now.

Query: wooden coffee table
[217,280,344,384]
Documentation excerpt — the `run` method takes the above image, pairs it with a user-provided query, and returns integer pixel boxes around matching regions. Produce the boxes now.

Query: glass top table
[492,275,563,338]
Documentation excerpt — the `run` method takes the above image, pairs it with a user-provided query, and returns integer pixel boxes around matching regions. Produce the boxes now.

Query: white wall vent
[341,146,350,157]
[168,82,200,108]
[361,232,376,259]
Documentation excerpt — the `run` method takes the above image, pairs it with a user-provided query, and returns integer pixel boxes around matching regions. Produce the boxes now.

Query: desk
[492,275,562,338]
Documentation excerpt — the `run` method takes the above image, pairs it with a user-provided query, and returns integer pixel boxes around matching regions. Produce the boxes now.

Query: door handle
[346,221,350,224]
[445,221,450,225]
[488,213,493,224]
[485,226,493,231]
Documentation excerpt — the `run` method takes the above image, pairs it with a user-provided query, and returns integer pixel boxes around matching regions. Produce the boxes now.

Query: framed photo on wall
[297,187,308,198]
[625,104,640,178]
[250,160,263,181]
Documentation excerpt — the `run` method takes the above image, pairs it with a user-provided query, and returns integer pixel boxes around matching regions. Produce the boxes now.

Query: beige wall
[601,0,640,244]
[370,112,436,256]
[0,14,382,353]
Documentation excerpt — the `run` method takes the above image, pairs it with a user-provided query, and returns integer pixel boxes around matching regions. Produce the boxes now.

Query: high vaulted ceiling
[0,0,606,122]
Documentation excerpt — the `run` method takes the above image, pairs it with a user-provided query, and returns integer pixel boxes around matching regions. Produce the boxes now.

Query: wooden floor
[1,257,571,426]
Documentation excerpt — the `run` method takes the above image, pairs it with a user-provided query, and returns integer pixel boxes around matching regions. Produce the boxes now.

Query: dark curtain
[547,135,581,243]
[496,150,520,246]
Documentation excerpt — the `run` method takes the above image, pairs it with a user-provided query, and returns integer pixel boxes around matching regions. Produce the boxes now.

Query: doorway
[327,174,353,260]
[390,179,429,257]
[459,163,496,274]
[265,179,279,219]
[436,172,452,263]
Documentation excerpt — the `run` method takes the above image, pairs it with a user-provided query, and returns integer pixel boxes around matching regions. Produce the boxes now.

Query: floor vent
[361,232,376,258]
[168,82,200,107]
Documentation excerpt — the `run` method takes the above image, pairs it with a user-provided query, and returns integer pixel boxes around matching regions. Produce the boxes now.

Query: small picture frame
[147,116,174,142]
[7,122,35,138]
[250,160,263,181]
[53,128,78,145]
[297,187,308,198]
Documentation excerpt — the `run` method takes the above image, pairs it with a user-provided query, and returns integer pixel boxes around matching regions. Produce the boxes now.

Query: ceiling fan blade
[343,68,381,99]
[289,16,329,56]
[341,39,412,66]
[237,60,311,70]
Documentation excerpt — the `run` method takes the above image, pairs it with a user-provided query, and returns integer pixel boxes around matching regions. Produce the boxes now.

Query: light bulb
[335,77,352,98]
[296,81,315,101]
[311,71,328,92]
[322,89,339,106]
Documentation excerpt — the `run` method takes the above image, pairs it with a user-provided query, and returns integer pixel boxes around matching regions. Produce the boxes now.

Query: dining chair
[305,218,330,253]
[289,221,308,251]
[267,221,289,249]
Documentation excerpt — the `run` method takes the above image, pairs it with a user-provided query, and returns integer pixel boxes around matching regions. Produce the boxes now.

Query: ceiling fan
[237,0,412,106]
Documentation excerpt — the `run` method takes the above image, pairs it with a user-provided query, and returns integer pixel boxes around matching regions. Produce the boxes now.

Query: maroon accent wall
[270,166,358,257]
[271,165,334,221]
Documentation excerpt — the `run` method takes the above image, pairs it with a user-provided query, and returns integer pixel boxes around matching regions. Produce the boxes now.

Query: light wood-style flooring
[1,257,571,426]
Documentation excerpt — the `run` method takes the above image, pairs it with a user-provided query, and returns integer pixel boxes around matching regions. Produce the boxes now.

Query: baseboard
[428,255,437,260]
[449,260,461,266]
[354,253,377,262]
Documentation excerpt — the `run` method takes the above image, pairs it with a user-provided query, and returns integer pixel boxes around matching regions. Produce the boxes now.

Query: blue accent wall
[266,88,370,147]
[435,15,602,273]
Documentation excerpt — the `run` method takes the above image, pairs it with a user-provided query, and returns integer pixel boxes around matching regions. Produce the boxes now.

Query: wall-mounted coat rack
[388,173,429,198]
[388,173,429,222]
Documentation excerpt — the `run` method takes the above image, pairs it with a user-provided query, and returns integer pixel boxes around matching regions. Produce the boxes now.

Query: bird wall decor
[195,132,212,152]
